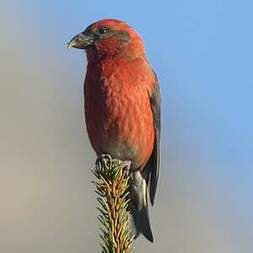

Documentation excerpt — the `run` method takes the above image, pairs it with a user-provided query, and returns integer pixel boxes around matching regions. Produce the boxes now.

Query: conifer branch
[92,154,134,253]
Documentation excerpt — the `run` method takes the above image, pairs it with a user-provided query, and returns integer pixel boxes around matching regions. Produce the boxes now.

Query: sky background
[0,0,253,252]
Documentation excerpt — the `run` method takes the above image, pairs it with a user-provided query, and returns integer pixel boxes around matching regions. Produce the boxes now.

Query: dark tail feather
[128,171,154,242]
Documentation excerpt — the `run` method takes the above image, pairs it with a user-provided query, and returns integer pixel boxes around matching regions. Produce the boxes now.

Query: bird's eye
[98,27,108,34]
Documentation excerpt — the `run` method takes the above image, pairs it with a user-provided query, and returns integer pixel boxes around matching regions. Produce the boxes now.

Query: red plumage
[69,19,160,242]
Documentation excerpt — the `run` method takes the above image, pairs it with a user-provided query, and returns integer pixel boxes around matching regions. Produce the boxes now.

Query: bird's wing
[148,74,161,206]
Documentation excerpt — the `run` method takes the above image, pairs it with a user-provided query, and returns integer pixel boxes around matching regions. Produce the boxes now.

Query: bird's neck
[86,51,147,81]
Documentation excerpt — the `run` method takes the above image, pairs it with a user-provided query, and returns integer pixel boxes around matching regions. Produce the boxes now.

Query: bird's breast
[84,59,155,168]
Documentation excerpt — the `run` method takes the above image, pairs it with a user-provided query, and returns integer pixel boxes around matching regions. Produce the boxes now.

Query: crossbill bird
[68,19,160,242]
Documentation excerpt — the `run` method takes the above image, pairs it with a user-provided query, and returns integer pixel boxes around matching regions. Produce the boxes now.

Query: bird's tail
[128,171,153,242]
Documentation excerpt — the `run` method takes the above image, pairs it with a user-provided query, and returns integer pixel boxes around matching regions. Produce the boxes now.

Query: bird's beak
[68,33,93,50]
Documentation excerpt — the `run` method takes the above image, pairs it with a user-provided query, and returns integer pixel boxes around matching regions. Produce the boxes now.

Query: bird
[68,19,160,242]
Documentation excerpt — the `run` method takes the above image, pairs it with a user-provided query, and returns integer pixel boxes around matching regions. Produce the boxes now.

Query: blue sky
[1,0,253,252]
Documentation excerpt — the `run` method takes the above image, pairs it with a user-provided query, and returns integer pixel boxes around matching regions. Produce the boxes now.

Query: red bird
[68,19,160,242]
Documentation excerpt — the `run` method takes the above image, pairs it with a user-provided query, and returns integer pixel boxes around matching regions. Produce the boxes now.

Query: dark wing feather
[148,74,161,206]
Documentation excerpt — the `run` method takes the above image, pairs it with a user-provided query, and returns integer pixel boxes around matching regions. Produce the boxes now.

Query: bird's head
[68,19,145,60]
